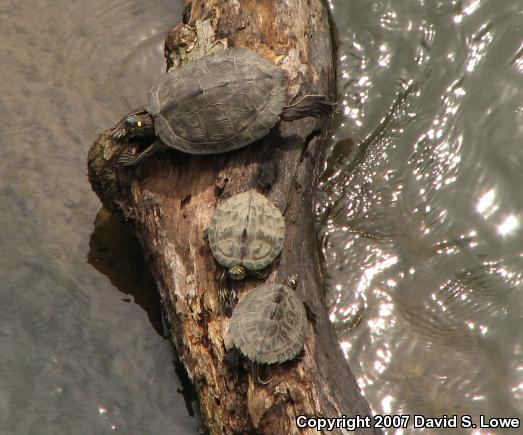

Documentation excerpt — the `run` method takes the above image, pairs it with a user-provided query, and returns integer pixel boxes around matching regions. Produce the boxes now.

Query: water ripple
[321,0,523,431]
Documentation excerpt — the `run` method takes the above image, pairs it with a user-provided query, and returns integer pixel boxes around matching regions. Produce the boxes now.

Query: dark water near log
[318,0,523,432]
[2,0,522,433]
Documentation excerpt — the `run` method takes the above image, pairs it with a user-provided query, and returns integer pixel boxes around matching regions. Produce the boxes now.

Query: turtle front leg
[118,140,169,167]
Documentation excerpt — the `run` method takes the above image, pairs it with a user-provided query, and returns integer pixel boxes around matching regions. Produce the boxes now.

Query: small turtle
[206,190,285,300]
[225,277,308,365]
[112,47,334,166]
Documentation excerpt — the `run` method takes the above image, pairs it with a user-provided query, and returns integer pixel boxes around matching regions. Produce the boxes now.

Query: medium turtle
[111,47,334,166]
[225,277,308,365]
[206,190,284,300]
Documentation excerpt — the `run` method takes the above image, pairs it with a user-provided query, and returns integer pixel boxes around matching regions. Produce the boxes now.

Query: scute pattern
[227,283,307,364]
[208,190,285,270]
[147,47,287,154]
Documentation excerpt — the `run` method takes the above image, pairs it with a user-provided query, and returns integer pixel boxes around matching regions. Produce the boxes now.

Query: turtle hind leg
[280,95,336,121]
[118,140,169,167]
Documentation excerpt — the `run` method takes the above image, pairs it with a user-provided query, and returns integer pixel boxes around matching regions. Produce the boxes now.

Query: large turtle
[206,190,284,300]
[111,47,334,166]
[225,277,308,365]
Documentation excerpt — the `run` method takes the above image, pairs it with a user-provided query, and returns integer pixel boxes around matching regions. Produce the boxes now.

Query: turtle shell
[147,47,287,154]
[208,190,285,270]
[226,283,307,364]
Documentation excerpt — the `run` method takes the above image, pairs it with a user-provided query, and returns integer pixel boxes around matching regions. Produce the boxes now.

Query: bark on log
[87,1,380,434]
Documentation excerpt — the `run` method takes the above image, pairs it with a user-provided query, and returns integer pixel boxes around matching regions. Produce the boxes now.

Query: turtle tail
[280,95,336,121]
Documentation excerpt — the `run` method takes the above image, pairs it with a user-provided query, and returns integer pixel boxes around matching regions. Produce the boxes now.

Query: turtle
[206,190,285,301]
[111,47,334,166]
[225,277,308,365]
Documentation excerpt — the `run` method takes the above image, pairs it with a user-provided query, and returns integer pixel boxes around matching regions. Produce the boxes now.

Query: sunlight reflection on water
[319,0,523,431]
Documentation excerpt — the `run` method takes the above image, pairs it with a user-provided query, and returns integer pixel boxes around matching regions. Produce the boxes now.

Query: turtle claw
[117,152,138,167]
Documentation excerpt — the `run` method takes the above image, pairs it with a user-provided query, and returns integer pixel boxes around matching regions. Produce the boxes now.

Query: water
[0,0,199,433]
[2,0,522,433]
[319,0,523,431]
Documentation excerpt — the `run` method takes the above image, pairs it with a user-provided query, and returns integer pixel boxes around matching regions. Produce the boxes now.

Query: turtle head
[111,111,155,141]
[284,274,299,290]
[124,113,155,138]
[228,265,247,281]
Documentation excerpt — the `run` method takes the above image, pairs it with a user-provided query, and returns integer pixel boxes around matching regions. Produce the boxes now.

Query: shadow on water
[87,208,200,418]
[87,208,164,336]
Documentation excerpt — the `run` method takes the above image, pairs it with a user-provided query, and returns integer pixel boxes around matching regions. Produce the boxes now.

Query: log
[87,1,380,433]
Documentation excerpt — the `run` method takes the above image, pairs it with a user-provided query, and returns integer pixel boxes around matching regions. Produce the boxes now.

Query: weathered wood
[87,1,380,433]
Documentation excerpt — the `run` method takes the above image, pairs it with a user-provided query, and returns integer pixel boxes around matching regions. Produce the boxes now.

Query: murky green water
[2,0,522,433]
[319,0,523,432]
